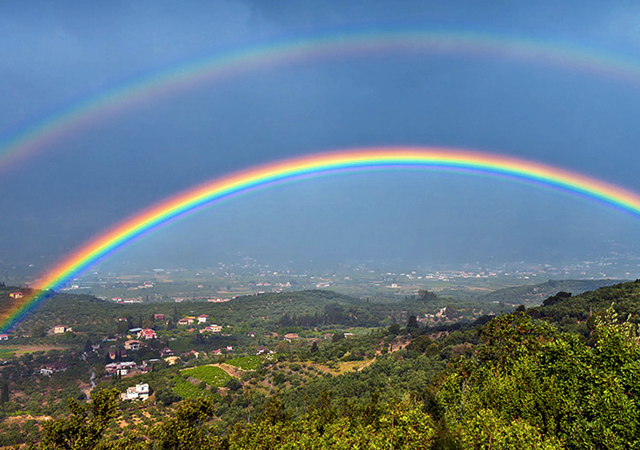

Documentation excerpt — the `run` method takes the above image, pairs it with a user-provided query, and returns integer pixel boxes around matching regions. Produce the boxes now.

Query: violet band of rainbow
[2,29,640,173]
[3,146,640,332]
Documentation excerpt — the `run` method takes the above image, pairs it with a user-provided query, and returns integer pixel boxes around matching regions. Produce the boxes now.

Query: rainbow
[2,29,640,173]
[3,145,640,332]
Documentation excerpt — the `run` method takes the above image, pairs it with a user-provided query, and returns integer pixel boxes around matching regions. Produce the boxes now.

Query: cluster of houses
[177,314,209,326]
[200,324,222,333]
[124,328,157,340]
[174,315,225,334]
[111,297,144,304]
[33,309,295,385]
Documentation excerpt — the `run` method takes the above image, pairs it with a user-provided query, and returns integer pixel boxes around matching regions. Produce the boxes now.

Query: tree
[40,388,122,449]
[32,324,46,338]
[417,290,438,302]
[431,310,640,449]
[406,315,419,329]
[387,324,401,336]
[225,378,242,392]
[83,339,92,354]
[154,389,181,407]
[0,381,9,409]
[149,397,219,449]
[406,335,432,353]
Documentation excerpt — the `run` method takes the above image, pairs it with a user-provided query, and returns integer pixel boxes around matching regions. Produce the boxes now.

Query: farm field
[182,365,234,388]
[171,376,213,400]
[0,348,17,357]
[0,345,67,357]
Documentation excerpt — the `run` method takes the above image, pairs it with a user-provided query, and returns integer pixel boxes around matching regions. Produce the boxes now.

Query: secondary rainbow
[3,145,640,332]
[2,28,640,173]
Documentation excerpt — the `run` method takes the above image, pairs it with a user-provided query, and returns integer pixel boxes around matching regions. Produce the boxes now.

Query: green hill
[478,279,623,306]
[528,278,640,329]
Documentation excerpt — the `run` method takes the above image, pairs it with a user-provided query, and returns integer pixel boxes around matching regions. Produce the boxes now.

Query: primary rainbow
[3,145,640,332]
[2,28,640,172]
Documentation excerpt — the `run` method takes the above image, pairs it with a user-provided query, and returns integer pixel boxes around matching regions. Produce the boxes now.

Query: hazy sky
[3,1,640,274]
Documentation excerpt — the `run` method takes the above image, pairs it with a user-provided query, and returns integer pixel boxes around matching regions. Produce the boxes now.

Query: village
[27,307,350,406]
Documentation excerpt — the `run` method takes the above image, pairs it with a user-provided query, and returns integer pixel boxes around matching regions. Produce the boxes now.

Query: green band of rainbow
[2,146,640,332]
[2,29,640,173]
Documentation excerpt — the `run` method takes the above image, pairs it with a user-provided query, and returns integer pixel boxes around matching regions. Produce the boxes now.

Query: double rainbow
[2,146,640,332]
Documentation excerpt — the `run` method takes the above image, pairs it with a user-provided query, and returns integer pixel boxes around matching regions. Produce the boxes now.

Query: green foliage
[172,376,210,400]
[530,279,640,333]
[406,335,433,353]
[224,378,243,391]
[456,408,563,449]
[154,388,181,407]
[225,393,436,449]
[432,310,640,449]
[39,388,122,449]
[0,381,9,406]
[149,397,220,449]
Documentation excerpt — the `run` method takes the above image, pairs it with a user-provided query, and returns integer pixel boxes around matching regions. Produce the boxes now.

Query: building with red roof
[138,329,157,340]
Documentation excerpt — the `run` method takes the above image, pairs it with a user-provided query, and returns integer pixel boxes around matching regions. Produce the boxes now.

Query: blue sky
[3,0,640,273]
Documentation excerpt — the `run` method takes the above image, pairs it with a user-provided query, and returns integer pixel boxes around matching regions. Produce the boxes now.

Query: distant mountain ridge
[529,278,640,325]
[479,279,624,306]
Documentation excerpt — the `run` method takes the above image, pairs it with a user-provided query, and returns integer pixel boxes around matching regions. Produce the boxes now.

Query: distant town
[16,252,634,303]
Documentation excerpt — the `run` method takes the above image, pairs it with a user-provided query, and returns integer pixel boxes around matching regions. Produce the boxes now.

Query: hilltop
[527,278,640,328]
[478,278,623,306]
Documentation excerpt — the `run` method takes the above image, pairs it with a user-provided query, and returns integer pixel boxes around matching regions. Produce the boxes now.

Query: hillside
[528,278,640,329]
[478,278,623,306]
[2,281,640,448]
[3,287,513,339]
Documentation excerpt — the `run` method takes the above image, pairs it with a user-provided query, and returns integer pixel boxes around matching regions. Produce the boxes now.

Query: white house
[40,362,68,375]
[124,340,142,351]
[121,383,150,401]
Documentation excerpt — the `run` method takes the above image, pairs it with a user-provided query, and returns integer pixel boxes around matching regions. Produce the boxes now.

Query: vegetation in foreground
[28,305,640,449]
[1,280,640,448]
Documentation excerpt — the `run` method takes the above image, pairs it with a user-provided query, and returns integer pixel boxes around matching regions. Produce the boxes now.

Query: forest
[0,281,639,448]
